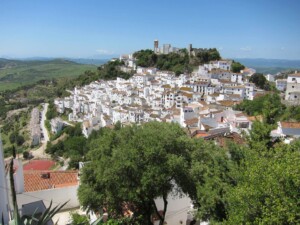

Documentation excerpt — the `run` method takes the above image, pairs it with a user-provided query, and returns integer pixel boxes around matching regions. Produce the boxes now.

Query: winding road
[32,103,51,159]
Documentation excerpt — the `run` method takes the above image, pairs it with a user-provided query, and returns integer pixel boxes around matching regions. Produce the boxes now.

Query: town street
[32,103,50,158]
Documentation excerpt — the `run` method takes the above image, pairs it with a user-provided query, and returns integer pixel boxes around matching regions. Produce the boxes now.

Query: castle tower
[187,44,193,55]
[0,134,10,224]
[154,39,159,53]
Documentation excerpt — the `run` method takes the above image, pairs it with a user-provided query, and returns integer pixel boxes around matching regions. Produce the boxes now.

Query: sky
[0,0,300,59]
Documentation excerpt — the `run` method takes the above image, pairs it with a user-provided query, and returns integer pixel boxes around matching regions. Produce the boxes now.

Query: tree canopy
[234,93,285,124]
[193,48,221,64]
[225,141,300,224]
[231,61,245,73]
[77,122,239,225]
[75,118,300,225]
[45,123,88,169]
[78,122,195,225]
[133,49,192,75]
[133,48,221,76]
[249,73,275,91]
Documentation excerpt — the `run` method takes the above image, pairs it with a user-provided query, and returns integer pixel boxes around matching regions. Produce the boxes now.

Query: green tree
[225,144,300,224]
[262,94,285,124]
[249,73,267,89]
[235,93,285,124]
[134,49,157,67]
[96,60,132,80]
[78,122,195,225]
[231,61,245,73]
[248,120,273,151]
[190,139,234,223]
[133,48,199,75]
[15,134,25,146]
[64,136,87,156]
[281,105,300,122]
[9,132,25,146]
[46,103,58,120]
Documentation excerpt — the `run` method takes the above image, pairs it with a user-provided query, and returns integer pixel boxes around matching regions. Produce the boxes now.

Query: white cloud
[218,47,223,50]
[96,49,115,55]
[240,47,252,51]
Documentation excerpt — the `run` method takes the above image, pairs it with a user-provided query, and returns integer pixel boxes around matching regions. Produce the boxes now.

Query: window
[292,78,296,81]
[295,96,298,98]
[292,86,294,88]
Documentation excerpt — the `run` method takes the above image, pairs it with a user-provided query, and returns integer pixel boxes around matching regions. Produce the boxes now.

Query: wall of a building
[0,137,10,224]
[154,194,199,225]
[17,185,79,211]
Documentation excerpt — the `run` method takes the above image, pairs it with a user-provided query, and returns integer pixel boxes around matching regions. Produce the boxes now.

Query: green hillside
[0,58,97,91]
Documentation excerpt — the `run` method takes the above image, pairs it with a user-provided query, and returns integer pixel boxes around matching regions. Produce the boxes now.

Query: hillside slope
[0,59,97,91]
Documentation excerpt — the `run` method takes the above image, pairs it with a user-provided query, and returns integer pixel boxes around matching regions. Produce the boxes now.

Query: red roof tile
[194,131,210,138]
[24,170,78,192]
[280,122,300,129]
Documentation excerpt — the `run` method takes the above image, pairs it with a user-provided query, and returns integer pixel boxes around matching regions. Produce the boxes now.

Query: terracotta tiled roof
[185,118,199,125]
[199,101,208,106]
[194,132,210,138]
[280,122,300,129]
[24,170,78,192]
[209,93,220,97]
[217,100,235,107]
[247,115,263,122]
[289,72,300,77]
[180,87,192,91]
[236,112,246,117]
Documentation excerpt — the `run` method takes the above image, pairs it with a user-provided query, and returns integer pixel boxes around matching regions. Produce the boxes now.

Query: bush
[70,212,89,225]
[16,135,25,146]
[23,151,33,159]
[9,132,25,146]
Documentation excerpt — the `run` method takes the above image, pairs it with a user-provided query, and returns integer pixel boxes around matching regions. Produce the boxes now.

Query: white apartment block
[285,72,300,104]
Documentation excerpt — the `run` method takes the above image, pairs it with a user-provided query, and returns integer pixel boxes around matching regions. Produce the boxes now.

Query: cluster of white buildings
[54,58,259,138]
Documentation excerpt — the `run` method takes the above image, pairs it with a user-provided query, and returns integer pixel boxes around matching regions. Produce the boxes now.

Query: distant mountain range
[0,57,109,66]
[235,58,300,74]
[2,57,300,75]
[67,58,109,65]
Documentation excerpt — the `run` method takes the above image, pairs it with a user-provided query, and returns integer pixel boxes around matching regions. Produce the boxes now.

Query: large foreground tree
[225,142,300,224]
[77,122,197,225]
